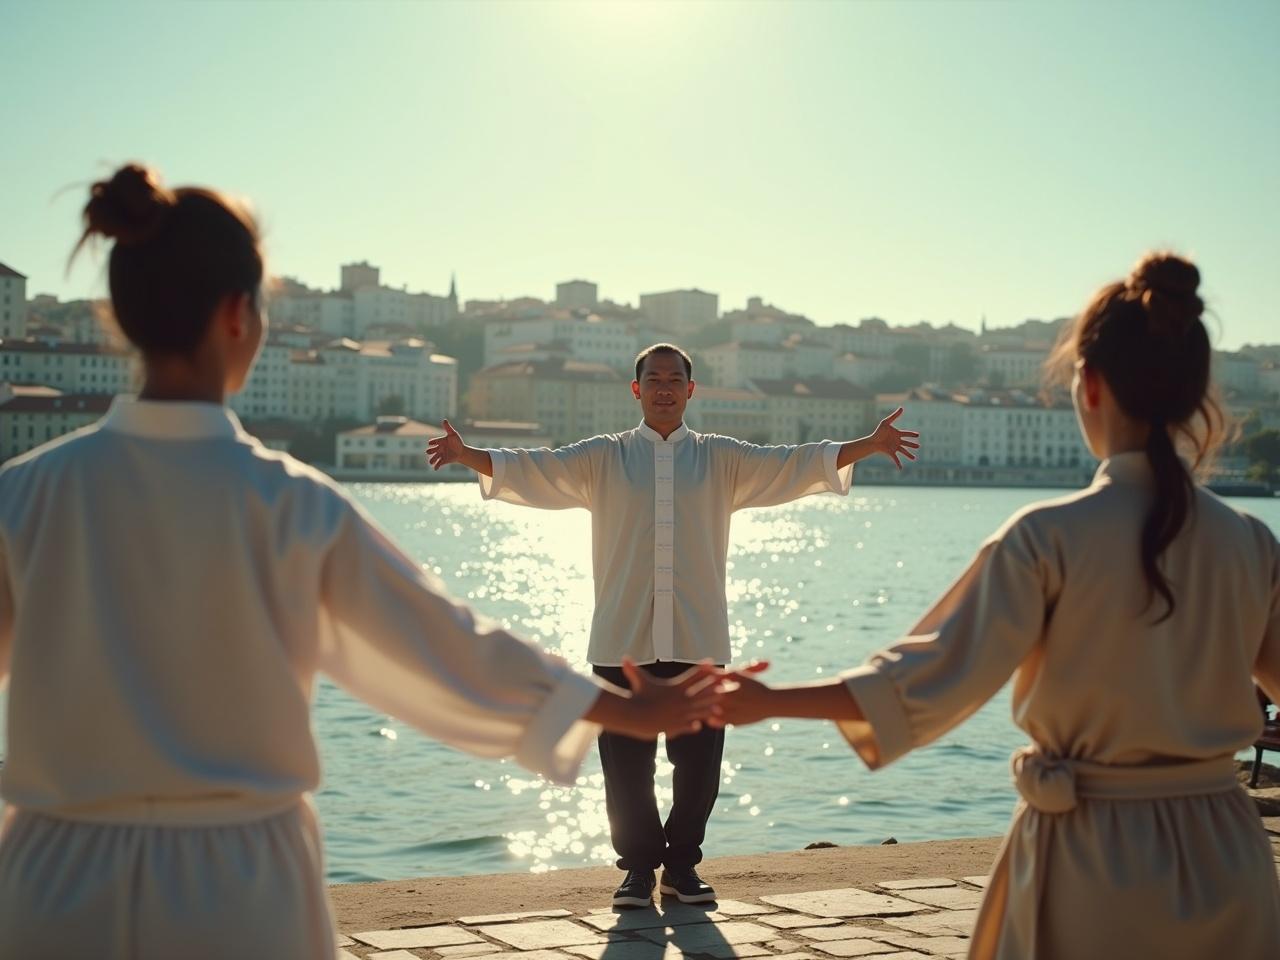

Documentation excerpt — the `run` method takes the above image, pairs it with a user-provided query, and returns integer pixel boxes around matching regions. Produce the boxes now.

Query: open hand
[871,407,920,470]
[426,419,465,470]
[620,658,723,739]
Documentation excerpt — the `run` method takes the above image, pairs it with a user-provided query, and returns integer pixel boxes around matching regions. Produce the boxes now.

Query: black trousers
[593,662,726,872]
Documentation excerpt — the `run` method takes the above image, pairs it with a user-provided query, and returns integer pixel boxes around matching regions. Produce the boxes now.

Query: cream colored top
[840,451,1280,771]
[0,399,602,824]
[481,422,853,665]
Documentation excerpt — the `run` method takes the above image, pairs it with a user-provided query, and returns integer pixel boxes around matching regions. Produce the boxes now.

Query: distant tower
[448,272,459,319]
[980,314,988,336]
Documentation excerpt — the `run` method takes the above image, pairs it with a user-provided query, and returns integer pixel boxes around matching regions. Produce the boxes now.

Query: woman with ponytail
[720,253,1280,957]
[0,165,722,959]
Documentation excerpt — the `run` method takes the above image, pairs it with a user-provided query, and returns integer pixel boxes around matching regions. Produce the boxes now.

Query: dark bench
[1251,688,1280,789]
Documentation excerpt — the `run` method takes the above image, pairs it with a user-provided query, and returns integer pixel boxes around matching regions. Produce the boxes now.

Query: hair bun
[1127,251,1204,333]
[83,164,175,246]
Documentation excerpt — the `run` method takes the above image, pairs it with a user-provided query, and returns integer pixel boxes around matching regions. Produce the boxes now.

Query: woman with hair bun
[0,164,723,959]
[719,252,1280,957]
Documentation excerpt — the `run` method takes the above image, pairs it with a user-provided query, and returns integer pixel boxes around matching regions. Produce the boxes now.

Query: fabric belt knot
[1011,747,1078,813]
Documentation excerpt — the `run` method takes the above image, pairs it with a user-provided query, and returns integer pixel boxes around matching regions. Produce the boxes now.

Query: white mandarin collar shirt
[0,398,602,824]
[482,421,853,665]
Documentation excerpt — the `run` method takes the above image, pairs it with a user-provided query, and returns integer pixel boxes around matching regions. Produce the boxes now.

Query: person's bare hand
[619,658,723,739]
[870,407,920,470]
[715,661,774,727]
[426,419,465,470]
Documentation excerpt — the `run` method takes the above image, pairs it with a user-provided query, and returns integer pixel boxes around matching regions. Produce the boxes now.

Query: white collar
[100,396,248,441]
[637,420,689,444]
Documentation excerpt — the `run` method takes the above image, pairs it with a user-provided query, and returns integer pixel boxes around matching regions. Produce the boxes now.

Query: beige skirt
[0,801,336,960]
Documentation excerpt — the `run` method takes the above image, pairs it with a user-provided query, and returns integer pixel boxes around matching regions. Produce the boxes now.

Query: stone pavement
[336,828,1280,960]
[336,875,988,960]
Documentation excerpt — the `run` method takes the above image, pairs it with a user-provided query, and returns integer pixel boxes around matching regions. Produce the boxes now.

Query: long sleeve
[1254,520,1280,705]
[727,438,852,511]
[838,516,1055,769]
[0,536,11,687]
[479,439,601,510]
[318,498,603,784]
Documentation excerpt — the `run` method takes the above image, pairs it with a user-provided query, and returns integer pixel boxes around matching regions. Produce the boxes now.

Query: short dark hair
[634,342,692,382]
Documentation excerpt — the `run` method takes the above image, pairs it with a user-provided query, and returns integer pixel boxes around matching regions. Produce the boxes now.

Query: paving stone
[759,914,844,930]
[563,942,679,960]
[892,887,984,911]
[337,951,360,960]
[706,900,778,917]
[878,935,970,957]
[437,944,506,957]
[693,944,774,959]
[768,955,821,960]
[793,927,890,942]
[874,878,956,891]
[761,889,925,919]
[640,921,777,950]
[461,910,575,925]
[507,952,576,960]
[871,954,932,960]
[883,910,978,938]
[808,942,899,958]
[479,920,606,950]
[370,952,425,960]
[581,907,715,932]
[336,935,355,947]
[767,939,801,952]
[356,926,485,950]
[959,876,990,889]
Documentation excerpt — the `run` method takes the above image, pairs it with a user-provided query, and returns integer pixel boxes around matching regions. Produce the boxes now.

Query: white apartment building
[876,388,966,464]
[701,342,788,387]
[282,338,456,423]
[484,314,637,371]
[786,336,837,379]
[1215,352,1261,395]
[832,352,894,388]
[555,280,599,310]
[1,262,28,340]
[814,320,902,359]
[269,292,357,338]
[468,359,636,445]
[684,387,770,441]
[751,378,876,444]
[229,340,294,420]
[0,339,136,394]
[977,346,1050,388]
[638,289,718,334]
[0,385,112,462]
[883,387,1093,469]
[1260,363,1280,399]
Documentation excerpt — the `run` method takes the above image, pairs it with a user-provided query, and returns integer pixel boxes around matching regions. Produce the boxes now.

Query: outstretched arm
[837,407,920,471]
[427,419,493,477]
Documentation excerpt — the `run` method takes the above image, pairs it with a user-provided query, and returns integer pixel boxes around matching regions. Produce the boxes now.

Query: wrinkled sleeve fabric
[0,535,11,688]
[727,438,852,511]
[1253,520,1280,706]
[838,517,1052,769]
[318,497,602,784]
[478,439,601,511]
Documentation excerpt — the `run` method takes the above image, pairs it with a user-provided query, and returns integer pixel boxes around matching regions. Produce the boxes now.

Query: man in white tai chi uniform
[428,343,919,907]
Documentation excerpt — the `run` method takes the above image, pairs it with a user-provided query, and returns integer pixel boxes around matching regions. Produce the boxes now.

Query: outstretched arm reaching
[836,407,920,471]
[427,419,493,477]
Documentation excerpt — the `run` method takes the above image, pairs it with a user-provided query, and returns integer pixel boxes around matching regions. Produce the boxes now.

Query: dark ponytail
[72,163,263,356]
[1048,252,1225,623]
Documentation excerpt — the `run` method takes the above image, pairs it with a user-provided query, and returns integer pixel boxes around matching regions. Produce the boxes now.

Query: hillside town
[3,258,1277,489]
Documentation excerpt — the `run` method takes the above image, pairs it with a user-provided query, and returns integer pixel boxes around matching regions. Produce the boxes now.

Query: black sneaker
[612,868,657,908]
[659,867,716,904]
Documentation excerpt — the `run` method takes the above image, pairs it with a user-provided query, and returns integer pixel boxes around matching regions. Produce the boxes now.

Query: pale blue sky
[2,1,1277,348]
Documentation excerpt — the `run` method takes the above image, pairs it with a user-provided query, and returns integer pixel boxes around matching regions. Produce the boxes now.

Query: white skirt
[0,801,336,960]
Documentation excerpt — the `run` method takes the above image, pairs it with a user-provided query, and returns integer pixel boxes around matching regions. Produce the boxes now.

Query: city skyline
[3,1,1277,349]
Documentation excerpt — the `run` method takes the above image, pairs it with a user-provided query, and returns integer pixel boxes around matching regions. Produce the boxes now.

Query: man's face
[632,351,695,427]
